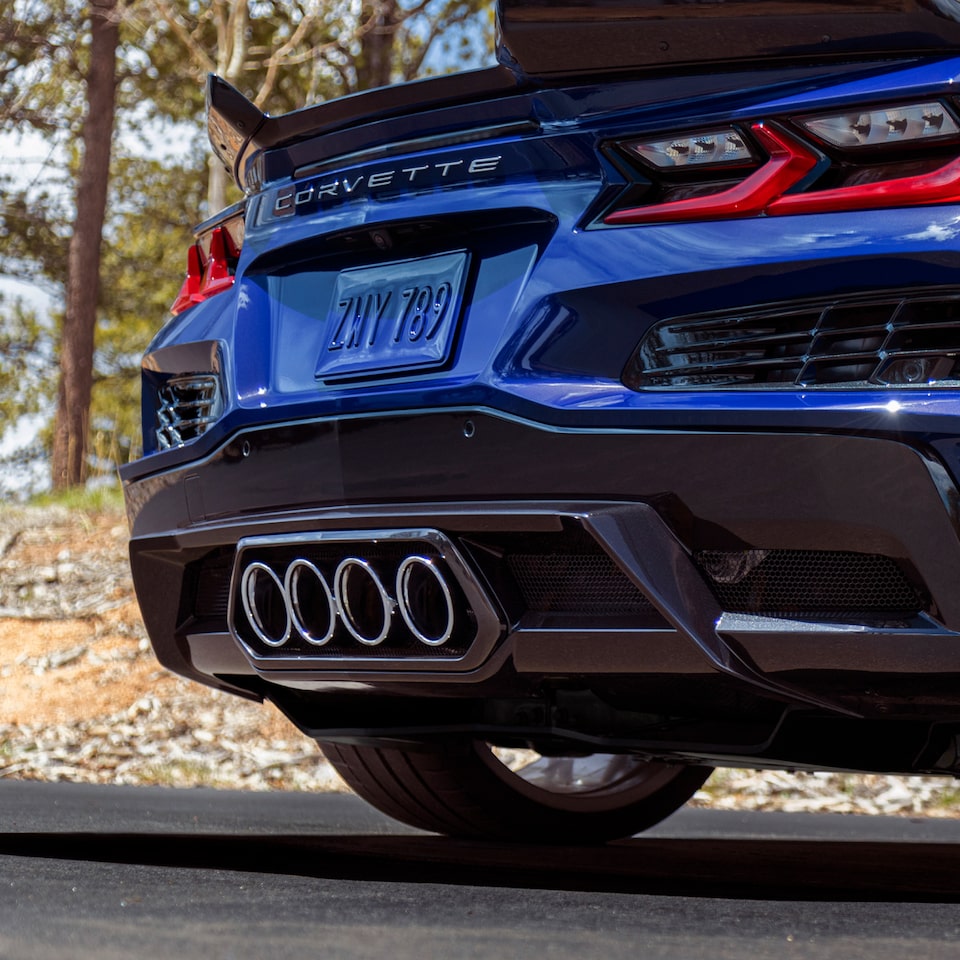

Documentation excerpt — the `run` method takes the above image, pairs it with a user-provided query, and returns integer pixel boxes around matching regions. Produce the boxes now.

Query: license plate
[315,251,469,381]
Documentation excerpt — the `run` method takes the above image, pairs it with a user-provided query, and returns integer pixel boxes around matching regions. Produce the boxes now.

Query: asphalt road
[2,780,960,959]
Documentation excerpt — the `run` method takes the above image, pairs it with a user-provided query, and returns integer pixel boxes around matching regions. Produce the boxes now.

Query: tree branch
[147,0,216,76]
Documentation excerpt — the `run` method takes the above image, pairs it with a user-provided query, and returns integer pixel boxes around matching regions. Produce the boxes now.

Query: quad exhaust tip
[240,553,457,649]
[228,529,502,666]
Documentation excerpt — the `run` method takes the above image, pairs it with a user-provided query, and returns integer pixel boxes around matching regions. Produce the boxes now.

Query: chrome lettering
[273,152,509,218]
[367,170,395,188]
[468,156,502,174]
[435,160,464,177]
[274,188,295,215]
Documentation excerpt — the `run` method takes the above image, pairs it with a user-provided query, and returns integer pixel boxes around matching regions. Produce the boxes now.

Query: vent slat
[156,374,222,449]
[627,291,960,388]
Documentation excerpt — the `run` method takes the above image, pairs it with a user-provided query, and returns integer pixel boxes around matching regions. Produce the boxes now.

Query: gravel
[0,506,133,619]
[0,692,345,793]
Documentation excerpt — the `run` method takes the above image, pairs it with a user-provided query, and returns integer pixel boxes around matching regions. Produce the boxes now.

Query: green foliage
[386,0,495,84]
[0,292,50,425]
[0,178,72,287]
[0,287,55,499]
[92,151,206,467]
[124,0,353,118]
[126,0,495,119]
[28,478,124,513]
[0,0,85,134]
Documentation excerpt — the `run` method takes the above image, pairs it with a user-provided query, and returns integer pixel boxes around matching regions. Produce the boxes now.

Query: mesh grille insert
[192,550,233,624]
[507,547,658,616]
[696,548,923,618]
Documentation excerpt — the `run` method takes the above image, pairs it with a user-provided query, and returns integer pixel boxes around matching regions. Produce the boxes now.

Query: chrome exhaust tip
[227,529,501,668]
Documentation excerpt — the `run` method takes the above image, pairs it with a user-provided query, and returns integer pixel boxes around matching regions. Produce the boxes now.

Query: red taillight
[170,243,204,316]
[604,100,960,225]
[171,218,243,316]
[766,154,960,216]
[605,124,819,225]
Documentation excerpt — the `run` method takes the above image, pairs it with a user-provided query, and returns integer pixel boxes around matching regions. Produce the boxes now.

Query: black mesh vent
[626,290,960,389]
[696,549,923,618]
[505,535,659,618]
[192,550,233,624]
[508,551,657,615]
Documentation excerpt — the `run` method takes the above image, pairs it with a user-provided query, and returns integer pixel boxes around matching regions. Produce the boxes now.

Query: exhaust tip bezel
[227,528,503,672]
[397,555,456,647]
[240,562,291,648]
[285,559,337,647]
[334,557,395,646]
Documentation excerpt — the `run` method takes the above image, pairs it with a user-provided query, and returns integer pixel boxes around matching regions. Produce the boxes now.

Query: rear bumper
[125,409,960,712]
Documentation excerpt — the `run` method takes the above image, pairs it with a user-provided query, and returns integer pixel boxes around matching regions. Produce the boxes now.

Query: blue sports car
[122,0,960,842]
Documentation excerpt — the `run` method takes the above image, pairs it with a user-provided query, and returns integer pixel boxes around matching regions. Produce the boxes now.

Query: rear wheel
[321,739,712,843]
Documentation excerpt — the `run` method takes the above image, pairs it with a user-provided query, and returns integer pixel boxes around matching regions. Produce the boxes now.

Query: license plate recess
[316,251,469,381]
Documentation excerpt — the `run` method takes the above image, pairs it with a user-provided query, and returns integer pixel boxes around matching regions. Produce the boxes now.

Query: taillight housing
[799,103,960,149]
[621,129,757,170]
[602,99,960,226]
[171,208,245,315]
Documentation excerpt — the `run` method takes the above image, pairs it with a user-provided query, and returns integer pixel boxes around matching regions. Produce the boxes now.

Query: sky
[0,129,64,495]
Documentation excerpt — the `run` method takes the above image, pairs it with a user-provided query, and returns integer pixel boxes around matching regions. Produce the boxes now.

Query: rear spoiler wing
[208,0,960,190]
[206,66,521,193]
[497,0,960,78]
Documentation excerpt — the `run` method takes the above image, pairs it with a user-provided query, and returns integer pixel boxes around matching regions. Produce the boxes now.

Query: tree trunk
[357,0,399,90]
[51,0,118,490]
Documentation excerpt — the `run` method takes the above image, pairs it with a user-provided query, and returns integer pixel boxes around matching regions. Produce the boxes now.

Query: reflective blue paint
[750,56,960,114]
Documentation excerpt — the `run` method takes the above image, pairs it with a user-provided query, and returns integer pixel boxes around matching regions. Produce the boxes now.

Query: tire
[321,739,713,843]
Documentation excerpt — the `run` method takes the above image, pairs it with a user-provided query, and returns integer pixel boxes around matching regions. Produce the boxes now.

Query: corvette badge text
[269,154,504,218]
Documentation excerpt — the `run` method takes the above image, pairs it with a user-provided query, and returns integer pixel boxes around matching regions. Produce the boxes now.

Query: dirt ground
[0,505,303,742]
